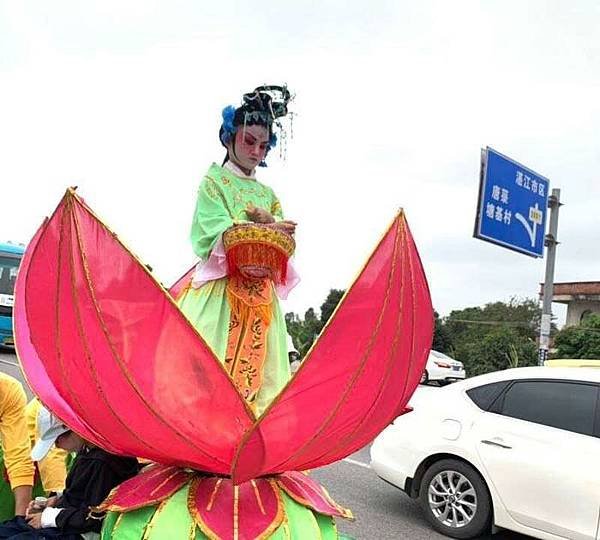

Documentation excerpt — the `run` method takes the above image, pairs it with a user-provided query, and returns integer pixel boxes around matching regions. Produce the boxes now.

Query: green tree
[285,307,322,358]
[553,314,600,359]
[442,298,542,376]
[285,289,345,359]
[319,289,345,330]
[453,326,538,377]
[432,311,452,353]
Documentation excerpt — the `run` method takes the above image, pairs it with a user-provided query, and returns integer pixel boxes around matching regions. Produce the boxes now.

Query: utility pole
[538,188,562,365]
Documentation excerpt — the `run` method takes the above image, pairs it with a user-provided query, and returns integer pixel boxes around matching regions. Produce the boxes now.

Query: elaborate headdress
[219,85,293,166]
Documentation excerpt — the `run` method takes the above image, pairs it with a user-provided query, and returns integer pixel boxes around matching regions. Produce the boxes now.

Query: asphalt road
[1,349,532,539]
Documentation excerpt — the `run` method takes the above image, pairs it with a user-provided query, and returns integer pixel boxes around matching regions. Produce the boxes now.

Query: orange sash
[225,275,273,409]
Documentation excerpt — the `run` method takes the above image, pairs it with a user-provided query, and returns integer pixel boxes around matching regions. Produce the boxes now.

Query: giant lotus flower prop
[14,189,433,539]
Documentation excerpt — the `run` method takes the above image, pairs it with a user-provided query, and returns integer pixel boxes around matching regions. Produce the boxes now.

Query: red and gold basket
[223,223,295,284]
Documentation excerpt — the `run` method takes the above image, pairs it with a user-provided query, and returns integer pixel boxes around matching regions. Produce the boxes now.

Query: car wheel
[420,370,428,384]
[419,459,491,539]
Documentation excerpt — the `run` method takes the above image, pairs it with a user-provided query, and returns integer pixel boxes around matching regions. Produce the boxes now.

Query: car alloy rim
[428,470,477,528]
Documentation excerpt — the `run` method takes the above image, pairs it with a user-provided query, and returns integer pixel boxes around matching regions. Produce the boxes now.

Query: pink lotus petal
[98,464,192,512]
[16,189,253,472]
[232,212,433,483]
[188,476,283,540]
[277,471,352,518]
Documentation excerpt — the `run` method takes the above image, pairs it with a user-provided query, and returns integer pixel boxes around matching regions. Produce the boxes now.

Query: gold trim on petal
[188,519,197,540]
[207,478,222,511]
[187,477,221,540]
[251,480,266,515]
[233,485,239,540]
[110,512,124,540]
[276,477,353,520]
[141,499,167,540]
[254,480,285,540]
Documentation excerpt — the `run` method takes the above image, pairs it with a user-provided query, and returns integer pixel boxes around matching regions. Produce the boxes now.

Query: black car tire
[420,370,428,384]
[419,459,492,539]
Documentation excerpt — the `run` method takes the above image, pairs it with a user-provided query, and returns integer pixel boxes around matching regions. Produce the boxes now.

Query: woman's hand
[246,203,275,224]
[272,220,297,235]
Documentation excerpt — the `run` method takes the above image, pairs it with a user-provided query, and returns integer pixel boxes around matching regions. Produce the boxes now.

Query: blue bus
[0,242,25,347]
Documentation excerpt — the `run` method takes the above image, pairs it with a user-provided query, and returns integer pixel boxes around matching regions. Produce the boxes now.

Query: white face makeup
[228,124,269,173]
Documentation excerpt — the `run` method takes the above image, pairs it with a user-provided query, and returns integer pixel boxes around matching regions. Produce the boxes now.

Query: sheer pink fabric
[15,189,433,483]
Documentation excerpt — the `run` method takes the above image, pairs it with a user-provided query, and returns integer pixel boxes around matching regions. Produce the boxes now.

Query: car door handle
[481,439,512,449]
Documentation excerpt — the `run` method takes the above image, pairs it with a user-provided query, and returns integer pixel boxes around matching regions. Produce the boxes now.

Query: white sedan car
[371,367,600,539]
[422,350,466,385]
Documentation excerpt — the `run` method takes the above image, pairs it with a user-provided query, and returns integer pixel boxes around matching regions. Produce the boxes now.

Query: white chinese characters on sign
[531,179,538,194]
[495,206,503,222]
[485,201,513,228]
[516,171,523,186]
[491,185,509,203]
[515,170,547,199]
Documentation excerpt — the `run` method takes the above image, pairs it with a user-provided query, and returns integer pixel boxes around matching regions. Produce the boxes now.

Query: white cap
[31,407,70,462]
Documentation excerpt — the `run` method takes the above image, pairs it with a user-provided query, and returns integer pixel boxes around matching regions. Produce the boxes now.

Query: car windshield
[0,255,20,296]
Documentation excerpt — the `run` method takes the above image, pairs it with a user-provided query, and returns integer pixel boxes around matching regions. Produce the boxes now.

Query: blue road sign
[474,147,550,258]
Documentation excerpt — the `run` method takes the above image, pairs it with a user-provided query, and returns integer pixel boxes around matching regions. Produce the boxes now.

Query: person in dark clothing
[0,410,139,539]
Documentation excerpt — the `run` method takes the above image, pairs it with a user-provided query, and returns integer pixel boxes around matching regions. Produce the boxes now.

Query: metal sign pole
[538,188,562,365]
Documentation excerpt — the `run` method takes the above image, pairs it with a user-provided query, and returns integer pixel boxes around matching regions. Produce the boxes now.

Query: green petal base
[101,483,339,539]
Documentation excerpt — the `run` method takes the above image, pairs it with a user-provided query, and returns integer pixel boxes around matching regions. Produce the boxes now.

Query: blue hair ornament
[220,105,236,144]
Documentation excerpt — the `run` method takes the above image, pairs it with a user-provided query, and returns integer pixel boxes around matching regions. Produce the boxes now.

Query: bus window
[0,244,25,347]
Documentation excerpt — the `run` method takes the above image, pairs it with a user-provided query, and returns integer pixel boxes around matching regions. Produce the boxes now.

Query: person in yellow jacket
[25,398,67,495]
[0,373,34,516]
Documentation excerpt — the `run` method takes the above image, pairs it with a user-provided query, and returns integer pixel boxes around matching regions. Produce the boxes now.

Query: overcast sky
[2,1,599,325]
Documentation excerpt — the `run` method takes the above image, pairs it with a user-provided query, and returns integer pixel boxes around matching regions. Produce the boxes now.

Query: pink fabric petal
[14,219,114,450]
[98,464,192,512]
[277,471,352,518]
[15,189,253,472]
[232,211,433,483]
[188,476,284,540]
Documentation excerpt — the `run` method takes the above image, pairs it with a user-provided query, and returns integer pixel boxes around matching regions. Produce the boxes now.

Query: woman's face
[228,124,269,173]
[56,431,86,453]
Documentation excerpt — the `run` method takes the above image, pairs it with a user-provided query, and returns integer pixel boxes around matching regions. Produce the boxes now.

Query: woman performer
[176,85,298,415]
[100,87,350,539]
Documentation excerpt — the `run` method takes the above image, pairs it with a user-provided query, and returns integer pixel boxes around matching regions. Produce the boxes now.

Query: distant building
[540,281,600,326]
